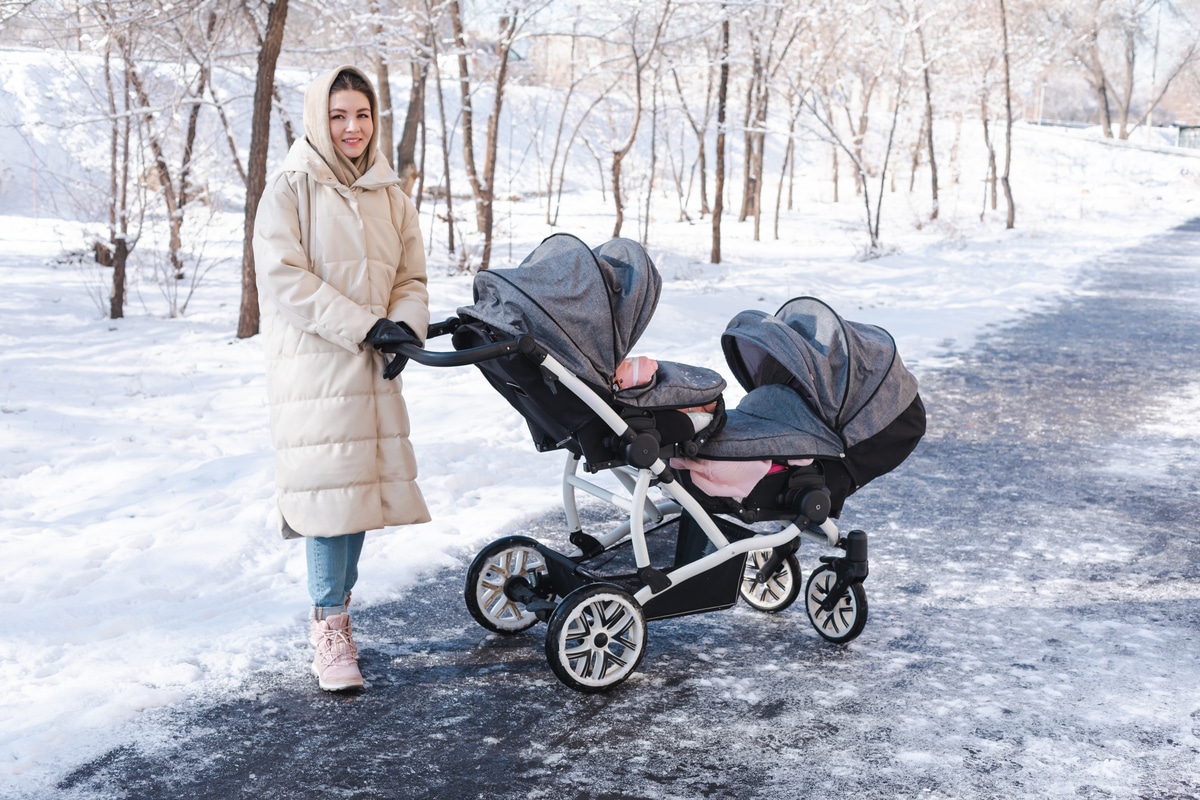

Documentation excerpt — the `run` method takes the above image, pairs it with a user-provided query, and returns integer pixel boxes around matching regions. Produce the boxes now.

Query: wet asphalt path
[54,220,1200,799]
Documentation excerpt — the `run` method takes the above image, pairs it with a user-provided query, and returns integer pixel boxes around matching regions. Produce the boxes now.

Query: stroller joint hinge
[754,537,801,584]
[569,530,605,559]
[638,566,672,594]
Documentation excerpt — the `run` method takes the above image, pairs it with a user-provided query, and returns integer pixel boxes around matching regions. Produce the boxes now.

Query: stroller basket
[396,234,923,692]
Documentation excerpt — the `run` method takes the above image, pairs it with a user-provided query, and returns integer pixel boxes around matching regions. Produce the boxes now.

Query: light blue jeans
[307,532,365,619]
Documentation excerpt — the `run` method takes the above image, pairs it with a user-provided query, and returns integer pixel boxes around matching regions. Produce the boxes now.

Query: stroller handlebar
[389,317,549,369]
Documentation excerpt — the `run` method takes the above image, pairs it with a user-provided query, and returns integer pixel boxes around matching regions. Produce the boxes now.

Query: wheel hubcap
[742,550,792,607]
[478,548,542,626]
[808,571,855,635]
[560,595,643,685]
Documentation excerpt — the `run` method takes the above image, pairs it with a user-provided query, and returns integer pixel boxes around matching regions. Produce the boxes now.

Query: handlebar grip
[394,337,520,367]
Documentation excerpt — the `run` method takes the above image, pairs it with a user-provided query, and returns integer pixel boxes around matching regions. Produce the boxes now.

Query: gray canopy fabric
[699,297,918,460]
[459,234,661,389]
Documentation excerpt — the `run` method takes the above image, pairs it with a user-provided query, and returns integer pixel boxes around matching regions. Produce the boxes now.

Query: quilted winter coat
[253,66,430,538]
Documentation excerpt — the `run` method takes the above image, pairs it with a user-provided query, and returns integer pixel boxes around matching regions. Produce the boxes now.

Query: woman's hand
[364,319,421,379]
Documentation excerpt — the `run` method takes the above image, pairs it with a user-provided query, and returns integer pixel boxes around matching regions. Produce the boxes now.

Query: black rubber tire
[804,565,868,643]
[544,583,647,693]
[464,536,547,634]
[739,549,802,613]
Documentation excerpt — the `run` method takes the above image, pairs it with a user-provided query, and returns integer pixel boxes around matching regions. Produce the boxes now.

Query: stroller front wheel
[465,536,548,634]
[804,565,868,643]
[544,583,647,693]
[739,549,802,612]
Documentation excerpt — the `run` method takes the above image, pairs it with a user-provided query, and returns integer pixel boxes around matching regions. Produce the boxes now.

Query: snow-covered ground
[3,51,1200,793]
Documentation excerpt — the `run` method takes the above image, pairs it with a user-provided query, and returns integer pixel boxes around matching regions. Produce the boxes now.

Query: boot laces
[318,622,358,663]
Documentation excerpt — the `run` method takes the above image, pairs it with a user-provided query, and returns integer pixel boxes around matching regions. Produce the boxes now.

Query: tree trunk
[397,57,427,195]
[1118,28,1135,139]
[773,130,792,241]
[426,6,455,256]
[479,14,518,269]
[711,13,729,264]
[919,27,938,220]
[909,113,926,193]
[832,145,838,203]
[124,61,180,271]
[271,85,295,148]
[610,1,671,239]
[671,66,710,218]
[449,0,484,235]
[103,42,130,320]
[642,75,660,245]
[209,82,247,185]
[374,50,394,168]
[238,0,289,340]
[999,0,1015,229]
[738,60,759,223]
[981,97,997,218]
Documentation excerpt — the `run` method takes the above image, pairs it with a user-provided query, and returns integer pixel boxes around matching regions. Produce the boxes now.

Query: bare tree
[395,10,432,196]
[711,7,729,264]
[448,0,483,238]
[542,24,617,227]
[914,7,940,219]
[237,0,289,339]
[420,0,455,255]
[608,0,673,239]
[800,4,912,254]
[736,3,804,241]
[0,0,33,27]
[667,58,710,219]
[101,33,136,319]
[477,10,519,268]
[1039,0,1198,139]
[999,0,1015,228]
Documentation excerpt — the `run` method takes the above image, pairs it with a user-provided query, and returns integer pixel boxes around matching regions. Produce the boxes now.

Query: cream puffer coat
[253,136,431,538]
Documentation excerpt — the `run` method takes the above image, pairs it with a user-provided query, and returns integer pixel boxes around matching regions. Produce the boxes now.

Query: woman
[253,65,430,691]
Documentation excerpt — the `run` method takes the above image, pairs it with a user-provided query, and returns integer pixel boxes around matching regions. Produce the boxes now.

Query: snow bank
[2,45,1200,794]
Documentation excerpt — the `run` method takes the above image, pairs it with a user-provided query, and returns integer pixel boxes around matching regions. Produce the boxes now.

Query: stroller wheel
[465,536,548,634]
[804,565,867,643]
[739,549,802,613]
[544,583,647,693]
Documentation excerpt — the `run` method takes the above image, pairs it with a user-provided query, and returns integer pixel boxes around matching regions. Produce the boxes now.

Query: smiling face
[328,89,373,160]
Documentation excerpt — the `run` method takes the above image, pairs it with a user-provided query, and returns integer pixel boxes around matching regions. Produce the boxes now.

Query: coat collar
[281,138,401,192]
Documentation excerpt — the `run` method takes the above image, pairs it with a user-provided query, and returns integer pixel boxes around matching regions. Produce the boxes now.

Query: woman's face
[328,89,373,160]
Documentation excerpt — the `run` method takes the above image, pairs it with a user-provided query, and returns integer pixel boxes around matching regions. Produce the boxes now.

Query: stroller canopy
[459,234,661,388]
[717,297,919,454]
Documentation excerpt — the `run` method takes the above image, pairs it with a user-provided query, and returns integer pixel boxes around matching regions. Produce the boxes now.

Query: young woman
[253,66,430,691]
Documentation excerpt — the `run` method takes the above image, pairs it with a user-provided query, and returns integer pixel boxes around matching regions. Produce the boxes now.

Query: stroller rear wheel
[544,583,647,692]
[739,549,802,612]
[465,536,548,634]
[804,565,868,643]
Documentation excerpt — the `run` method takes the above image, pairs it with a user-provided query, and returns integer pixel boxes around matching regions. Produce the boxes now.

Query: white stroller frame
[403,328,872,693]
[546,353,844,602]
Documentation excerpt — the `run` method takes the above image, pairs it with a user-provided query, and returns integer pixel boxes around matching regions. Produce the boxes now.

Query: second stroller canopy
[459,233,661,390]
[720,296,920,452]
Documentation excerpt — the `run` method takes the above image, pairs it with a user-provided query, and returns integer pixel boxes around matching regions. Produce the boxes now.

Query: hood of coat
[303,64,382,187]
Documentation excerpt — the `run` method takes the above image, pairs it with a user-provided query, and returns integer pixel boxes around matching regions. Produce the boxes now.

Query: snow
[3,47,1200,796]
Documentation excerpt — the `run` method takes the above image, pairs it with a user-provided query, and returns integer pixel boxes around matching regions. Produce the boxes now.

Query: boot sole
[311,663,364,691]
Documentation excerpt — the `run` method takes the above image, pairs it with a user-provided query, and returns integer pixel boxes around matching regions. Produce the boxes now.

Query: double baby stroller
[401,234,925,692]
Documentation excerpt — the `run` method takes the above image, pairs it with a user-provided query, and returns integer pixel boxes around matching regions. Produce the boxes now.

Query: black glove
[364,318,419,353]
[364,318,420,380]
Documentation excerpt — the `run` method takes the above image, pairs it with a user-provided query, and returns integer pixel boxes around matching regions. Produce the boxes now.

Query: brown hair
[330,69,373,100]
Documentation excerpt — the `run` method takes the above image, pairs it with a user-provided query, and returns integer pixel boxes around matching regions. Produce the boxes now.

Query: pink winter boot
[310,593,352,646]
[311,613,363,691]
